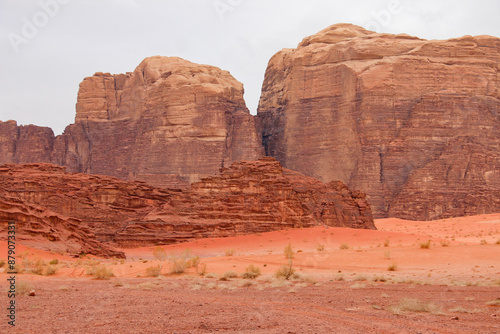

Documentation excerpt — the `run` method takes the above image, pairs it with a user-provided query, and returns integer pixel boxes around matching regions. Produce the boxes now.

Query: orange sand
[2,214,498,285]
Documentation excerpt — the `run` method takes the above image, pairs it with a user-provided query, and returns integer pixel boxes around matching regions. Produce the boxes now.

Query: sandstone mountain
[0,159,374,254]
[2,25,500,222]
[0,56,264,188]
[258,23,500,220]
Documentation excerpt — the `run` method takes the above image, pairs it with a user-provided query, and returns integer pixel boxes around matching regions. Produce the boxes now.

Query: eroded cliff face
[0,160,374,251]
[258,23,500,220]
[64,56,264,187]
[1,56,264,189]
[0,163,128,258]
[135,157,374,247]
[0,120,55,165]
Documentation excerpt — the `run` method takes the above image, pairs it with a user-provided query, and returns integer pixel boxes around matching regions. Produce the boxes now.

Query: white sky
[1,0,499,135]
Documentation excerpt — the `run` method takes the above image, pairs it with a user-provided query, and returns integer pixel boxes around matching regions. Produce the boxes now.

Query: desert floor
[1,214,499,333]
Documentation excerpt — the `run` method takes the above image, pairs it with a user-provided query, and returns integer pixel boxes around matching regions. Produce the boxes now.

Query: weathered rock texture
[258,23,500,220]
[0,159,374,251]
[1,56,264,188]
[0,164,128,258]
[136,157,374,247]
[0,120,55,166]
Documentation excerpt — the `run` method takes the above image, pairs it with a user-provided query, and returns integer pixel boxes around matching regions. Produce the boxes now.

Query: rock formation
[0,120,55,166]
[0,197,125,258]
[0,159,374,252]
[258,23,500,220]
[1,56,264,188]
[3,26,499,222]
[128,157,374,246]
[0,164,126,258]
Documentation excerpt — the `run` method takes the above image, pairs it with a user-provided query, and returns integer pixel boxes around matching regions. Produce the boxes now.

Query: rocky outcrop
[0,159,374,250]
[0,120,55,166]
[0,197,125,258]
[1,56,264,189]
[0,163,171,257]
[258,23,500,220]
[60,56,264,188]
[117,157,374,246]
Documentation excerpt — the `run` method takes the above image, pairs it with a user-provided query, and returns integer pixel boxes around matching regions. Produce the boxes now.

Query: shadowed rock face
[0,159,374,252]
[0,56,264,189]
[258,23,500,220]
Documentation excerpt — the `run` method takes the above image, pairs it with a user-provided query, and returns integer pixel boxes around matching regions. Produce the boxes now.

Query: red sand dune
[1,214,499,333]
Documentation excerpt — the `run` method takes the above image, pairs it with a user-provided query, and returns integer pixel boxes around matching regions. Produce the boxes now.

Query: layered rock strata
[258,23,500,220]
[0,159,374,251]
[1,56,264,188]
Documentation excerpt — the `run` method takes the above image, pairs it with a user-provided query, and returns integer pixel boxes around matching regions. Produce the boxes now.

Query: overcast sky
[1,0,499,135]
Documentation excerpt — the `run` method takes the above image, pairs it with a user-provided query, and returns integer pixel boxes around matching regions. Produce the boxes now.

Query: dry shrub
[146,264,161,277]
[225,248,236,256]
[113,281,124,287]
[390,298,441,315]
[222,271,238,279]
[333,274,345,281]
[486,299,500,306]
[291,274,316,284]
[339,243,349,250]
[440,240,450,247]
[353,274,368,281]
[239,280,255,288]
[420,240,431,249]
[275,243,295,280]
[449,306,481,314]
[45,264,58,276]
[19,251,29,259]
[170,258,188,274]
[16,281,33,295]
[242,265,261,279]
[197,263,207,276]
[88,264,114,280]
[284,243,294,260]
[23,257,45,275]
[372,275,388,282]
[153,247,167,261]
[83,258,101,267]
[187,256,200,268]
[169,249,199,274]
[275,265,295,280]
[316,244,325,252]
[204,273,218,279]
[136,282,158,291]
[387,263,398,271]
[49,259,59,265]
[14,263,24,274]
[0,259,5,268]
